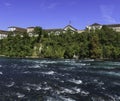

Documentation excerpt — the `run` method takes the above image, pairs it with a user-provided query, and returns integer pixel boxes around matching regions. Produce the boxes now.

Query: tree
[34,26,43,43]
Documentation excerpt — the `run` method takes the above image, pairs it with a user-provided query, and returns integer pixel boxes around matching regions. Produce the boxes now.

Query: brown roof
[8,26,26,32]
[0,30,8,34]
[27,27,35,29]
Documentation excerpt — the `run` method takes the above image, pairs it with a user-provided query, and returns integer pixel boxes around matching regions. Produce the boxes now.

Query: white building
[0,30,8,39]
[86,23,102,30]
[86,23,120,32]
[27,27,35,33]
[63,25,77,31]
[105,24,120,32]
[8,26,26,32]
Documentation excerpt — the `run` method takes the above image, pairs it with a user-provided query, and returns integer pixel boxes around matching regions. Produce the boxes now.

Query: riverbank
[0,55,120,62]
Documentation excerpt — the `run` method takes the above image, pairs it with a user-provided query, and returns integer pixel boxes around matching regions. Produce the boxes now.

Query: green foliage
[0,26,120,59]
[41,26,120,59]
[33,26,43,43]
[0,32,35,57]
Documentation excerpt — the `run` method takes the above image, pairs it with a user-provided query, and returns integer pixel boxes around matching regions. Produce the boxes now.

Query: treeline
[0,26,120,59]
[0,27,42,57]
[41,26,120,59]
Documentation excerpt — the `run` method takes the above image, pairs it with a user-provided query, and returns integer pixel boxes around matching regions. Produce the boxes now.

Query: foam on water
[6,82,15,87]
[59,96,76,101]
[105,94,116,101]
[23,71,31,74]
[68,79,83,84]
[0,71,3,75]
[43,86,52,91]
[46,96,76,101]
[64,60,89,66]
[28,64,42,68]
[61,88,74,94]
[23,86,31,91]
[24,83,52,91]
[82,59,94,62]
[42,71,55,75]
[38,60,57,64]
[113,82,120,86]
[105,61,120,66]
[36,86,41,91]
[72,87,81,93]
[16,93,25,98]
[81,90,90,96]
[26,83,42,91]
[58,87,82,95]
[99,71,120,77]
[33,64,41,68]
[98,81,104,85]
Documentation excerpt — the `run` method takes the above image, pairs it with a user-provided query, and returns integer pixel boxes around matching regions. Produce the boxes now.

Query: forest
[0,26,120,59]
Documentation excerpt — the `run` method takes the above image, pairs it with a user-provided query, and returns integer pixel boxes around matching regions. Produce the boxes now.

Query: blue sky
[0,0,120,30]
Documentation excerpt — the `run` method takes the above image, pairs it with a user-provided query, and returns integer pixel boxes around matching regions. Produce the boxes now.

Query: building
[8,26,26,32]
[87,23,120,32]
[44,24,82,35]
[86,23,102,30]
[26,27,35,37]
[1,22,120,40]
[27,27,35,33]
[0,30,8,39]
[0,23,102,40]
[63,25,77,31]
[105,24,120,32]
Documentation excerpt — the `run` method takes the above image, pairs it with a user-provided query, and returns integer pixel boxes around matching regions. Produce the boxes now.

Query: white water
[68,79,83,84]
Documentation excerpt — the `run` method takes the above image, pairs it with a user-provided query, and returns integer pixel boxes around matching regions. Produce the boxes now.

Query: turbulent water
[0,58,120,101]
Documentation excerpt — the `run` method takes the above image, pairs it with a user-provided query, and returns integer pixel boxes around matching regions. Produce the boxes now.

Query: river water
[0,58,120,101]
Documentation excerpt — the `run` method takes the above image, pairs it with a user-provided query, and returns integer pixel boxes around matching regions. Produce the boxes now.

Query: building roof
[90,23,102,26]
[8,26,26,32]
[63,25,77,31]
[90,23,120,27]
[27,27,35,29]
[8,26,25,29]
[0,30,8,34]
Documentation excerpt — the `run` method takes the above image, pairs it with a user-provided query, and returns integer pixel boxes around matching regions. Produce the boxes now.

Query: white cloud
[47,3,58,9]
[39,2,58,10]
[4,2,12,7]
[69,1,76,6]
[100,5,117,23]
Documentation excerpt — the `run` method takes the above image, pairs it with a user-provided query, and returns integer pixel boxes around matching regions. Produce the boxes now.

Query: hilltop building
[44,25,80,35]
[0,30,8,39]
[86,23,102,30]
[0,23,120,39]
[8,26,26,32]
[26,25,83,36]
[27,27,35,33]
[63,25,77,31]
[86,23,120,32]
[105,24,120,32]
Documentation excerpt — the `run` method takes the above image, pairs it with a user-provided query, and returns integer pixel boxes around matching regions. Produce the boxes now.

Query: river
[0,58,120,101]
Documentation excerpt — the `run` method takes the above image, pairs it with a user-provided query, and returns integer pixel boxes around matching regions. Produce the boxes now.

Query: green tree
[34,26,43,43]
